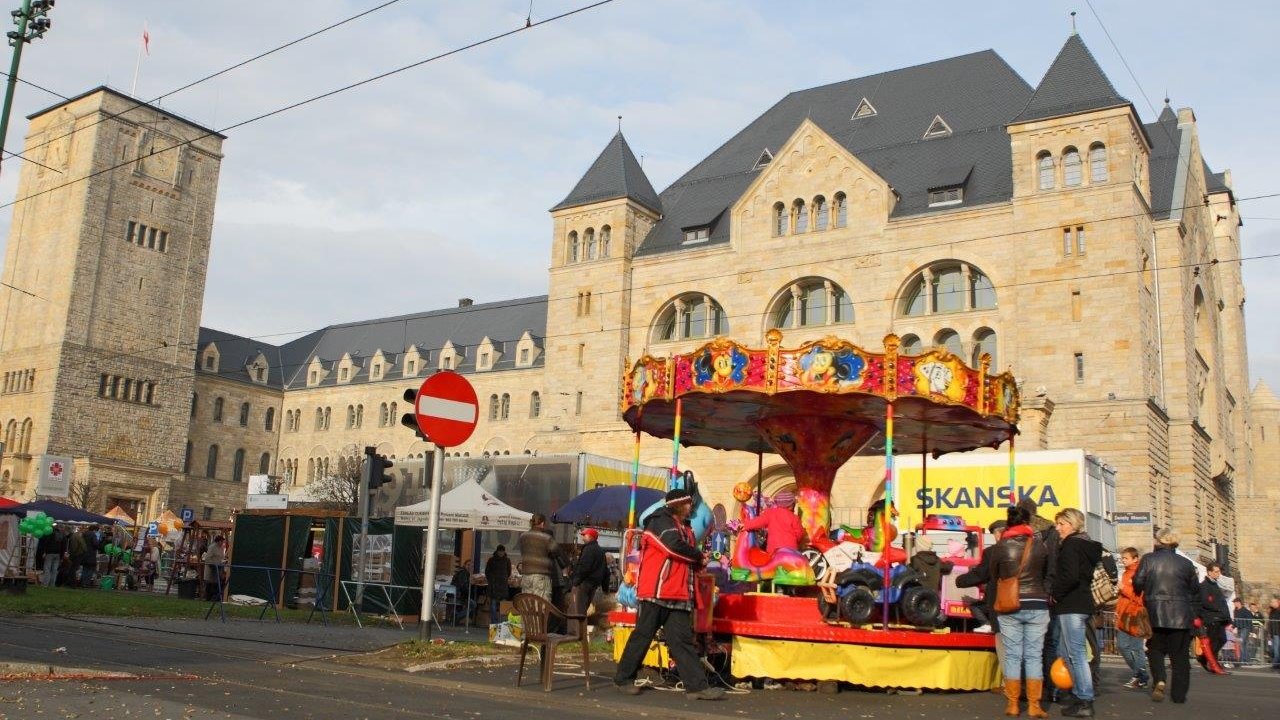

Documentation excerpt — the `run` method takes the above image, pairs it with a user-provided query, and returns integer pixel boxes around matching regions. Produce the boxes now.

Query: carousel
[608,329,1020,691]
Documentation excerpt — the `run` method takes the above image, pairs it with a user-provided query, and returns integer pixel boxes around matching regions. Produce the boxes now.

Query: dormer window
[753,149,773,170]
[372,363,382,379]
[480,352,490,369]
[255,367,265,382]
[407,360,416,375]
[852,97,877,119]
[339,367,349,381]
[683,227,710,244]
[204,356,214,370]
[923,115,952,139]
[928,186,963,207]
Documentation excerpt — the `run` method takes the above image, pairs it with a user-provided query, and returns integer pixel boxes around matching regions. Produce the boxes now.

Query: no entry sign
[412,371,478,447]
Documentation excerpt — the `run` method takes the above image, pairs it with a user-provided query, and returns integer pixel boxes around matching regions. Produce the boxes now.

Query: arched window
[500,393,510,420]
[489,394,499,421]
[1037,151,1055,190]
[768,277,854,329]
[183,441,192,474]
[389,402,397,423]
[239,402,250,427]
[584,228,596,260]
[315,407,324,430]
[143,382,153,405]
[567,231,579,263]
[834,192,848,228]
[600,226,611,258]
[900,334,923,355]
[1089,143,1108,183]
[264,407,275,432]
[530,391,541,418]
[18,418,31,453]
[934,329,963,357]
[323,407,331,430]
[347,405,356,429]
[653,293,730,342]
[898,261,997,317]
[814,196,828,231]
[3,419,14,450]
[379,403,389,427]
[206,444,219,479]
[355,404,363,428]
[259,452,271,474]
[793,199,808,233]
[773,202,787,236]
[191,393,198,417]
[213,397,224,422]
[307,458,315,483]
[1063,147,1082,187]
[972,328,998,368]
[232,448,246,482]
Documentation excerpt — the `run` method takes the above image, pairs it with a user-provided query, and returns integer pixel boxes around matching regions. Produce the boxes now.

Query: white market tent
[393,480,531,531]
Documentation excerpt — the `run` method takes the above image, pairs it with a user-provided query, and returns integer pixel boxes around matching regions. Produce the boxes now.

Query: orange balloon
[1050,657,1073,690]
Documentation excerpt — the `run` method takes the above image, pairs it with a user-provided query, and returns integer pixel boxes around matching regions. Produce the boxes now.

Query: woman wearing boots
[994,505,1052,718]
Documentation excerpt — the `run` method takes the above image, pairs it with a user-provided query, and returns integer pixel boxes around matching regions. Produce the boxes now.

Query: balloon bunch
[102,543,133,565]
[17,511,54,537]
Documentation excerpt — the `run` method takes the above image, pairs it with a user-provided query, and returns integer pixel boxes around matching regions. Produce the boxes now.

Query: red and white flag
[142,24,150,55]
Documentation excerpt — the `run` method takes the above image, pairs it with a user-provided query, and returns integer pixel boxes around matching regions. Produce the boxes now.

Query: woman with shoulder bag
[994,505,1052,718]
[1115,547,1152,689]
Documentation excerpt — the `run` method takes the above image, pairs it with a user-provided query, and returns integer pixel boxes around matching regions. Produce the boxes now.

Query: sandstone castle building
[1,34,1275,593]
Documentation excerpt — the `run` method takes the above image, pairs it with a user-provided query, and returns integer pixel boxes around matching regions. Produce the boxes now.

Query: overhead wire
[0,0,618,213]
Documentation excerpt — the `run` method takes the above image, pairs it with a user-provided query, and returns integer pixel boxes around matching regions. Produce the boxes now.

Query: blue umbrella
[551,485,664,528]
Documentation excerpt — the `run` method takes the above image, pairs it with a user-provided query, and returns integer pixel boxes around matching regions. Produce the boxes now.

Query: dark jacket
[1051,531,1102,615]
[636,506,701,603]
[1199,578,1232,626]
[1132,547,1199,629]
[570,539,606,589]
[909,550,953,593]
[992,525,1050,604]
[484,553,512,596]
[1029,514,1059,590]
[956,543,1000,629]
[517,528,566,577]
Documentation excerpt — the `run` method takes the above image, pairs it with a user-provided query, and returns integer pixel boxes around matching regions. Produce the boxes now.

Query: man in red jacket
[614,488,724,701]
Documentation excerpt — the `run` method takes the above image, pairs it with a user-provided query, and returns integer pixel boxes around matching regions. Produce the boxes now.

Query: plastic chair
[512,592,590,692]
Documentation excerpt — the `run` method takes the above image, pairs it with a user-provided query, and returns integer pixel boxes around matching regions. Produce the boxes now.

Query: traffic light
[363,446,394,491]
[401,387,425,438]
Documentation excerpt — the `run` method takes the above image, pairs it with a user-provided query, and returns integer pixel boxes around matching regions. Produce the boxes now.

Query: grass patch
[0,585,349,623]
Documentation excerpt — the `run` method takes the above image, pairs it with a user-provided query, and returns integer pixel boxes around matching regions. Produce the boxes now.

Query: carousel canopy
[394,479,532,531]
[621,330,1019,458]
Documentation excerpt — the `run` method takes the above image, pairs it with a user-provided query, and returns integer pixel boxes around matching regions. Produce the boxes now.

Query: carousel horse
[838,499,906,566]
[727,487,815,586]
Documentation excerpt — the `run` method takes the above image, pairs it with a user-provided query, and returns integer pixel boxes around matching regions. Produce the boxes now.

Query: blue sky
[0,0,1276,393]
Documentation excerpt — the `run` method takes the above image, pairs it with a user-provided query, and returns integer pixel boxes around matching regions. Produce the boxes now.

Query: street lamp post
[0,0,54,175]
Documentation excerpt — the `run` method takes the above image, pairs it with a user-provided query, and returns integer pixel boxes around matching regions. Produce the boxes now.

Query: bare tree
[66,476,102,511]
[306,450,362,514]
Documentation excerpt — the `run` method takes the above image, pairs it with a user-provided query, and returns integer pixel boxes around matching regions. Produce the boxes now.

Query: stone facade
[0,88,224,522]
[1238,382,1280,600]
[0,39,1273,590]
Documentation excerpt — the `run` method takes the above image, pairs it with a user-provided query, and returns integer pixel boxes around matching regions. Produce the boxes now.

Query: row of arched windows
[1036,143,1107,191]
[772,192,847,237]
[193,394,275,431]
[900,327,999,367]
[486,392,542,421]
[281,402,400,432]
[3,368,34,394]
[567,225,612,263]
[651,264,998,344]
[184,442,268,482]
[2,418,33,455]
[100,374,155,405]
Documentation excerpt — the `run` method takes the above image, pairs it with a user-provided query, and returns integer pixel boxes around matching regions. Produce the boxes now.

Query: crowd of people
[33,522,164,590]
[959,496,1280,718]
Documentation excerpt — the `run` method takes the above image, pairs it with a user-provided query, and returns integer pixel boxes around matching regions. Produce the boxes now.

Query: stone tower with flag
[0,88,225,518]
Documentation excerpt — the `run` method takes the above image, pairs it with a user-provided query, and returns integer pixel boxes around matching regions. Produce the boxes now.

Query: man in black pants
[1199,562,1232,670]
[1134,528,1200,703]
[614,489,723,701]
[570,527,606,615]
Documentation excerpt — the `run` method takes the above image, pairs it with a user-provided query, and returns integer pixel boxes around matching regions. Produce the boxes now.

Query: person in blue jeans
[1115,547,1151,688]
[994,504,1052,718]
[1051,508,1102,718]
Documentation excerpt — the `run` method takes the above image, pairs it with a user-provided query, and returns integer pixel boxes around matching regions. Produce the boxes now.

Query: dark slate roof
[1010,34,1129,124]
[1144,106,1184,220]
[198,296,548,390]
[636,49,1034,257]
[551,132,663,214]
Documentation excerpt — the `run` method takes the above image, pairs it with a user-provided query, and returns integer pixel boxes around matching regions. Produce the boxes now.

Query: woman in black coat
[1051,508,1102,718]
[484,545,512,625]
[1133,528,1200,704]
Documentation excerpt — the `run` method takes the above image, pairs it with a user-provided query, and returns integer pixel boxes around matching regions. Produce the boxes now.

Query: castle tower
[1239,381,1280,596]
[542,132,661,445]
[0,87,225,519]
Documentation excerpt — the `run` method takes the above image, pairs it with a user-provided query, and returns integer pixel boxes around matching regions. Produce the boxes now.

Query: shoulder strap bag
[993,537,1033,614]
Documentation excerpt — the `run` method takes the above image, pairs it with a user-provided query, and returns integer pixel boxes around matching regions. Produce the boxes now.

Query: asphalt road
[1,614,1276,719]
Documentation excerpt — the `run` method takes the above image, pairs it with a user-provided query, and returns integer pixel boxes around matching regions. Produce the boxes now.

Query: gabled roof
[634,49,1033,257]
[1011,34,1129,124]
[196,327,287,388]
[551,131,662,214]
